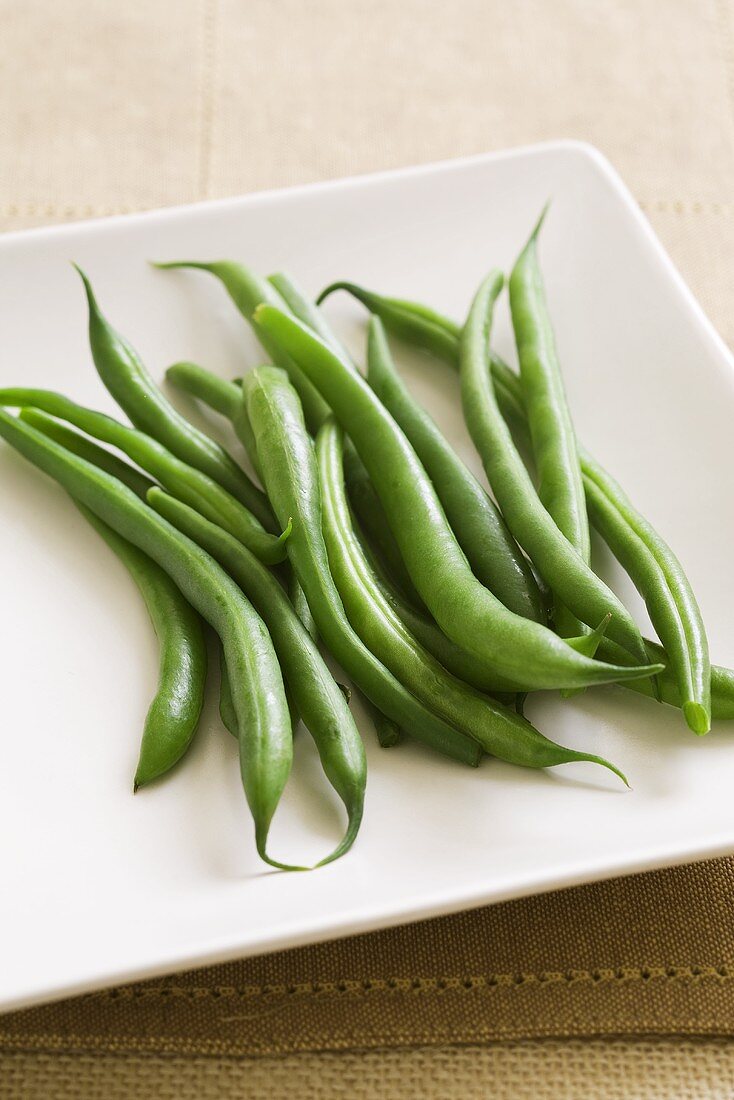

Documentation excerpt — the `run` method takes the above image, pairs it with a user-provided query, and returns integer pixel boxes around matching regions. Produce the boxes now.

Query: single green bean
[242,364,482,766]
[75,266,273,528]
[316,417,626,779]
[75,503,207,788]
[509,214,590,564]
[366,317,544,623]
[149,489,367,864]
[154,260,330,431]
[21,408,207,786]
[509,215,590,636]
[0,409,293,868]
[0,388,289,565]
[356,520,597,696]
[583,461,710,733]
[253,305,659,689]
[459,273,648,663]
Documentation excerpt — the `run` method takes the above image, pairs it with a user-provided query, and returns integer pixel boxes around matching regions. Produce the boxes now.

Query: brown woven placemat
[3,855,733,1057]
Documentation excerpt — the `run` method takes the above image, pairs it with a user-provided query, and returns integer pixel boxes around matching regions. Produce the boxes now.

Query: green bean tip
[315,281,349,306]
[683,701,711,736]
[279,516,294,544]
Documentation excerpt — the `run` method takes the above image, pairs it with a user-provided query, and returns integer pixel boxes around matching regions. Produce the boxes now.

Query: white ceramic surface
[1,142,733,1013]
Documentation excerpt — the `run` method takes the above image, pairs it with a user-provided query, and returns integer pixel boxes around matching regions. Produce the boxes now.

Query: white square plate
[2,142,734,1013]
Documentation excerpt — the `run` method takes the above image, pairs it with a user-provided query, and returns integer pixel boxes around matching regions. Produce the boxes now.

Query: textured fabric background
[2,0,734,1096]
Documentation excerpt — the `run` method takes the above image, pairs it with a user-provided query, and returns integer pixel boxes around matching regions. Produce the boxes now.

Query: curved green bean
[253,305,659,689]
[154,260,330,431]
[460,273,648,663]
[79,504,207,788]
[242,364,482,766]
[366,317,544,623]
[0,388,289,565]
[509,214,590,566]
[75,266,273,528]
[316,417,626,779]
[509,216,590,636]
[317,281,460,363]
[0,409,293,868]
[20,408,207,786]
[583,461,710,732]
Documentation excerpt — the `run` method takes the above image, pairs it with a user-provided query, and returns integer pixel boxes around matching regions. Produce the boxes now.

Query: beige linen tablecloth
[2,1,734,1096]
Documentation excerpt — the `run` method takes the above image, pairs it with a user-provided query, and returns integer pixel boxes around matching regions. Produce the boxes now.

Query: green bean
[0,388,289,565]
[509,215,590,563]
[19,408,207,786]
[149,489,367,864]
[0,409,294,868]
[317,281,460,363]
[366,317,544,623]
[356,520,594,697]
[509,216,590,636]
[75,266,273,528]
[355,523,512,692]
[241,364,482,766]
[165,360,262,478]
[316,417,626,779]
[253,305,660,690]
[460,273,648,663]
[76,504,207,787]
[583,461,710,733]
[154,260,330,431]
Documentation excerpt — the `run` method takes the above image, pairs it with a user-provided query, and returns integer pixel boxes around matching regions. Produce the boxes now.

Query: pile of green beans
[0,216,724,872]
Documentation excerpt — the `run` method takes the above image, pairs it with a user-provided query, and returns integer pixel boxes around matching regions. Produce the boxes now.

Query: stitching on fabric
[0,204,146,218]
[1,200,732,222]
[70,965,733,1002]
[197,0,218,199]
[3,1022,734,1059]
[639,200,734,214]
